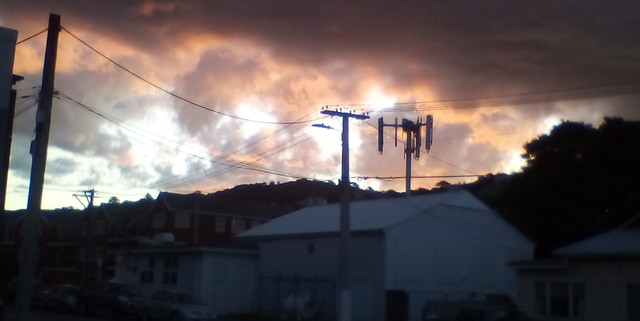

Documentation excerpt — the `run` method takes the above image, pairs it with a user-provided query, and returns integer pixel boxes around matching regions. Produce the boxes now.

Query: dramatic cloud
[2,0,640,209]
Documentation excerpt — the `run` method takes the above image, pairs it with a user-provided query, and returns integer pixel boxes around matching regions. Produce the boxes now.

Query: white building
[237,190,533,321]
[113,243,259,315]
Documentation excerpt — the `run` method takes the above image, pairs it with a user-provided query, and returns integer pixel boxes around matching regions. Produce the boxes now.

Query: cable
[151,107,323,187]
[55,90,313,186]
[60,26,327,126]
[16,28,48,45]
[328,79,640,111]
[355,175,479,180]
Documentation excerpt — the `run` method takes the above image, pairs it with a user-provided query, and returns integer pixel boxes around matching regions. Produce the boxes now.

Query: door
[386,290,408,321]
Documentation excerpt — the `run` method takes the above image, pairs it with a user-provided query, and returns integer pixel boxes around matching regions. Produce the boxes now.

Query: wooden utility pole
[15,13,60,321]
[319,109,369,321]
[82,189,95,287]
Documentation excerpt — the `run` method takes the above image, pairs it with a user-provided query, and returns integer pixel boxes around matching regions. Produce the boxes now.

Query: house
[236,190,534,321]
[512,214,640,321]
[113,192,293,314]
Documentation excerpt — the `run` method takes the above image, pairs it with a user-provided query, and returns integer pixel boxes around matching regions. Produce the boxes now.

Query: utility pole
[82,189,95,287]
[15,14,60,321]
[0,25,19,287]
[378,115,433,196]
[319,109,369,321]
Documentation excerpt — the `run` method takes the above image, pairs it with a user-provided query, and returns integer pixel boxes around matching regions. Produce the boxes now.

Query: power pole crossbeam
[319,110,369,321]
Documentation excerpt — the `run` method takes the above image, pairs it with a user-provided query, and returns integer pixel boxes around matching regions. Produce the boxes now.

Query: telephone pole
[319,109,369,321]
[82,189,95,287]
[15,14,60,321]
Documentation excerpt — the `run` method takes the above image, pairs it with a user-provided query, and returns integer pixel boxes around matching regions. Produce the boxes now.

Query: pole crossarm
[320,109,370,120]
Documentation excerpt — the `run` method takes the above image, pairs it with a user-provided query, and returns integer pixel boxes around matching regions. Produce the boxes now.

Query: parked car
[3,278,46,306]
[78,280,144,318]
[454,307,532,321]
[43,284,80,312]
[141,289,216,321]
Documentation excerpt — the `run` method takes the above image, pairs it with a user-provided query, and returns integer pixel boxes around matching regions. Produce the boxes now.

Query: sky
[1,0,640,210]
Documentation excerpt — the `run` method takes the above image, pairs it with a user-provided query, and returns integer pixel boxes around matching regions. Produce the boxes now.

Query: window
[58,227,71,240]
[152,213,166,229]
[175,213,190,229]
[93,248,104,261]
[20,224,42,238]
[535,282,584,319]
[308,243,315,254]
[163,255,178,285]
[141,271,154,284]
[215,217,226,232]
[231,219,246,233]
[79,247,85,262]
[3,226,14,241]
[141,255,155,284]
[95,221,106,235]
[629,284,640,320]
[137,219,148,234]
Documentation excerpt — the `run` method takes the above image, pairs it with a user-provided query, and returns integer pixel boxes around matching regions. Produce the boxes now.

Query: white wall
[257,235,386,321]
[114,250,259,314]
[199,252,257,314]
[386,205,533,321]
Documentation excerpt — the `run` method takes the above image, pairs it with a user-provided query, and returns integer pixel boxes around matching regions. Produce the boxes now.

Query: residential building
[513,214,640,321]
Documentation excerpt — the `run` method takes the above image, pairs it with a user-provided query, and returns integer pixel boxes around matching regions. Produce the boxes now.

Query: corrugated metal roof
[554,221,640,256]
[236,190,521,240]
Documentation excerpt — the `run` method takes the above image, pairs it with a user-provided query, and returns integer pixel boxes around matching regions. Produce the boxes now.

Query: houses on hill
[0,191,292,289]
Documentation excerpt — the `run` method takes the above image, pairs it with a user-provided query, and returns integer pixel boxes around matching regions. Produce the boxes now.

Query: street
[2,307,139,321]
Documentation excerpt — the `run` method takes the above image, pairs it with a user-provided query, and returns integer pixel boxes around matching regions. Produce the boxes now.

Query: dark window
[535,281,584,319]
[149,255,155,268]
[308,243,315,254]
[164,255,178,269]
[141,271,154,284]
[629,284,640,321]
[163,271,178,285]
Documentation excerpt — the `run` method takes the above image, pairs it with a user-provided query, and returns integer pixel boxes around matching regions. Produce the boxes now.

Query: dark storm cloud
[4,0,640,207]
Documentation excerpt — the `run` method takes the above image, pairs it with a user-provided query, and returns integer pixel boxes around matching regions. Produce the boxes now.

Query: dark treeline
[467,117,640,256]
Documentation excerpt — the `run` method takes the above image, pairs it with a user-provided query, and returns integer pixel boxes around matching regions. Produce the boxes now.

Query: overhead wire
[60,25,327,126]
[55,90,314,185]
[151,107,324,188]
[16,28,48,45]
[328,79,640,113]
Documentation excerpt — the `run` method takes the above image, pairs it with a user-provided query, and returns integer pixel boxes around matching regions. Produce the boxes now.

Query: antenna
[426,115,433,152]
[377,115,434,196]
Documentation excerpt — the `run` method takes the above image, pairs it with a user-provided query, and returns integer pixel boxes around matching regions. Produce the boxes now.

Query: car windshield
[110,283,142,296]
[173,292,205,306]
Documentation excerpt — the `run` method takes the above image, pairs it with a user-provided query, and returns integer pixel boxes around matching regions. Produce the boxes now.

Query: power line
[354,175,480,181]
[16,28,48,45]
[151,107,323,187]
[55,91,313,186]
[328,79,640,112]
[60,26,327,125]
